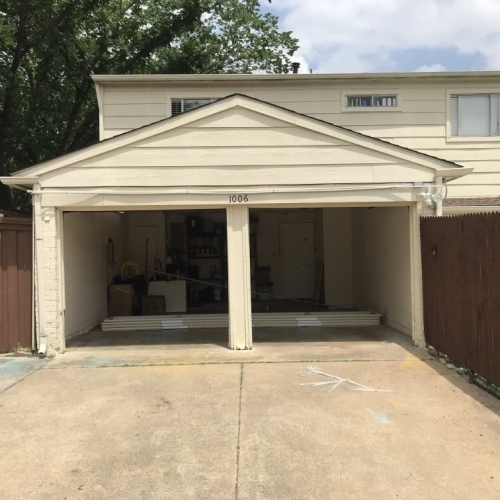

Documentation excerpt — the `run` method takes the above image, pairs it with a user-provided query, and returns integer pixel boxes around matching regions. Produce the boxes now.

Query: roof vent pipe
[291,62,300,74]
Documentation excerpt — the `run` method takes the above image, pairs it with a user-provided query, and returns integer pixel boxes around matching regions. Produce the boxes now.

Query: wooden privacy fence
[0,216,32,352]
[421,213,500,387]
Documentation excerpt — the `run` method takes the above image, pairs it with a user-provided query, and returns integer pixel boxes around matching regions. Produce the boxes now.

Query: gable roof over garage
[1,93,472,189]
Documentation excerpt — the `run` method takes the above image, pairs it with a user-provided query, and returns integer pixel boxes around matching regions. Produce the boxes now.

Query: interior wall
[63,213,107,337]
[254,209,320,298]
[352,207,412,335]
[127,211,166,278]
[322,208,353,308]
[103,212,126,279]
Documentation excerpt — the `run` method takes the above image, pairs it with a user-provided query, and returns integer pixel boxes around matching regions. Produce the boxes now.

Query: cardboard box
[108,284,133,317]
[142,295,166,315]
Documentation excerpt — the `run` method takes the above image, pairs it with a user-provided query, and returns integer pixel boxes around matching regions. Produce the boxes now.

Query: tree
[0,0,298,208]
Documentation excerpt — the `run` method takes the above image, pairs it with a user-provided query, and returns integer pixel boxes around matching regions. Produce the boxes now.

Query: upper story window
[346,94,398,108]
[171,98,216,116]
[450,94,500,137]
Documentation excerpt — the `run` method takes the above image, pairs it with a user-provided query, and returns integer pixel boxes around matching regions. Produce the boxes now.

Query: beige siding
[100,80,500,198]
[134,127,347,148]
[349,125,446,138]
[309,112,446,127]
[104,116,164,129]
[42,164,433,188]
[104,103,167,117]
[104,91,167,105]
[89,146,404,167]
[41,107,437,188]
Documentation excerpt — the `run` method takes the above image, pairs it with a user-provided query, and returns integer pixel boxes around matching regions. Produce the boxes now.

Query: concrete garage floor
[0,327,499,499]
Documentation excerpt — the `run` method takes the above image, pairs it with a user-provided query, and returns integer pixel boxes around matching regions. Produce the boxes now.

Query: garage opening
[249,206,413,341]
[63,209,231,347]
[62,205,414,349]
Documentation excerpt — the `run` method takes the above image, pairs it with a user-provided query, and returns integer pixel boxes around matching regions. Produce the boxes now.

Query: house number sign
[228,194,249,203]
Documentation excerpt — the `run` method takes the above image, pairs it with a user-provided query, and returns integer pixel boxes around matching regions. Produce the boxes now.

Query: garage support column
[226,205,252,350]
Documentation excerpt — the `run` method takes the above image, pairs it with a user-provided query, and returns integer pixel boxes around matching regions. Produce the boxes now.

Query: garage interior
[63,206,413,347]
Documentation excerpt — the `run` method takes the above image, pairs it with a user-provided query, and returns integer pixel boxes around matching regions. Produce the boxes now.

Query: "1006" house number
[228,195,249,203]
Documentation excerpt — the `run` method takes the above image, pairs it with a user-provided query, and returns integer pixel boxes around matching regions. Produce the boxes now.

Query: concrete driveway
[0,326,499,499]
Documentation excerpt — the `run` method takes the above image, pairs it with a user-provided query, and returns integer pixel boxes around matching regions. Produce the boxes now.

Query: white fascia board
[0,176,38,186]
[91,70,500,84]
[436,167,475,179]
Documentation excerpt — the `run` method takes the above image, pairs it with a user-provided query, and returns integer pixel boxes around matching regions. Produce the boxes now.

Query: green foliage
[0,0,298,207]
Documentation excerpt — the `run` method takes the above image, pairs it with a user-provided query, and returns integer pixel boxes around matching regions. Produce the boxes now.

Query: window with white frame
[171,98,216,116]
[450,94,500,137]
[346,94,398,108]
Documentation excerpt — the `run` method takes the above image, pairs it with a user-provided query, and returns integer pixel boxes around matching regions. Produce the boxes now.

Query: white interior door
[281,223,315,299]
[130,226,158,278]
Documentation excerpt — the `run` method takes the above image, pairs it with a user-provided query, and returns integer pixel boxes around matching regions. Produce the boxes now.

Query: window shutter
[491,94,500,136]
[450,95,460,136]
[459,94,490,136]
[171,99,182,116]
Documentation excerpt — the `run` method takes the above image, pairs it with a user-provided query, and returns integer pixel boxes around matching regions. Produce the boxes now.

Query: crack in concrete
[235,363,244,500]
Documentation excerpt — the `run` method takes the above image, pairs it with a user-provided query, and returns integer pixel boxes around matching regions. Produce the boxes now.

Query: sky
[261,0,500,74]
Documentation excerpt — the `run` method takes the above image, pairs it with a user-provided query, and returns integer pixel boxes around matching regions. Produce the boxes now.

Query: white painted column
[33,185,47,354]
[33,189,61,356]
[226,205,252,350]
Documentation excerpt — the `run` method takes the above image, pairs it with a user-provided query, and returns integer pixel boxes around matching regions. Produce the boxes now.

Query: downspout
[435,176,443,216]
[33,184,47,358]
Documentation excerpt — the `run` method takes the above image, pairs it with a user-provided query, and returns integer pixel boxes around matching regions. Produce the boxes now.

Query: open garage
[1,94,469,354]
[60,204,411,349]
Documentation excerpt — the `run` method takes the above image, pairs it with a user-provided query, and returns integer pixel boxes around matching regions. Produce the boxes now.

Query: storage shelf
[189,255,221,260]
[188,232,223,238]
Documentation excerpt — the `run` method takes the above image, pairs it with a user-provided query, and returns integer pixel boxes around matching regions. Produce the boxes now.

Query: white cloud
[415,64,447,72]
[268,0,500,73]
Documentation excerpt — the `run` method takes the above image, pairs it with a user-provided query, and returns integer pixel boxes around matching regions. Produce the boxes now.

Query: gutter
[91,70,500,84]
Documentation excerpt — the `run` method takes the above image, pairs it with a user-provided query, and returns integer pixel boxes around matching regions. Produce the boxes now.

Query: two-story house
[3,70,498,356]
